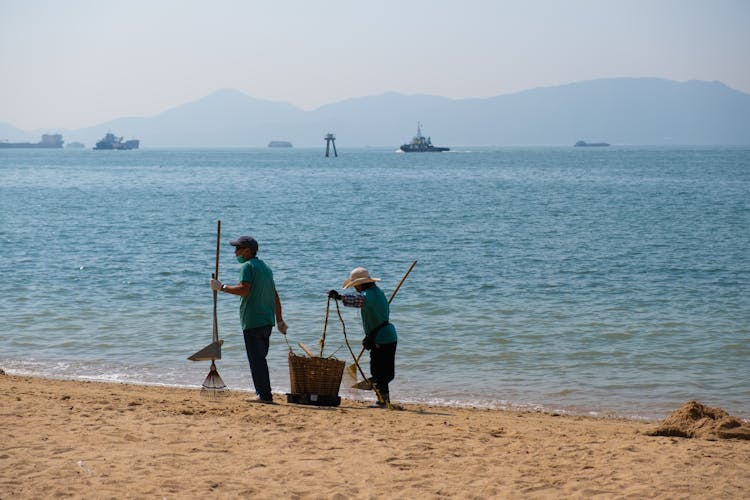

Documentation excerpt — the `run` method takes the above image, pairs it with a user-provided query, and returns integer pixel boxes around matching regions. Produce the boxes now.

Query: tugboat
[399,122,449,152]
[93,132,140,150]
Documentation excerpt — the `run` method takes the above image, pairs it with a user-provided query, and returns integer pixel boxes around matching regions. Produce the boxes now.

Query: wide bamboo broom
[188,220,228,399]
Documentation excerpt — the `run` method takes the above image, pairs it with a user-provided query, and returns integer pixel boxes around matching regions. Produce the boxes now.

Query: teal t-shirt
[238,257,276,330]
[361,286,397,344]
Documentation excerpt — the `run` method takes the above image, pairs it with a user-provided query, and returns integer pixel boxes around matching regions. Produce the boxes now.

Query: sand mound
[649,401,750,440]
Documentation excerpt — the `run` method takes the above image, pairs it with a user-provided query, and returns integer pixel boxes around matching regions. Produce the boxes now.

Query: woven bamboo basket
[288,352,345,397]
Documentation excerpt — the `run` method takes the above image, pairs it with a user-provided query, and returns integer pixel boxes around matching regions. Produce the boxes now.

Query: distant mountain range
[2,78,750,147]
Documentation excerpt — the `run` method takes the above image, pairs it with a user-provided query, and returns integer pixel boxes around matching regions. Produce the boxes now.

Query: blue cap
[229,235,258,252]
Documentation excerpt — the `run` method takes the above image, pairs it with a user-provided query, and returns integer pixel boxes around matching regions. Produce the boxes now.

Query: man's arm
[221,281,251,296]
[274,290,283,322]
[275,290,288,334]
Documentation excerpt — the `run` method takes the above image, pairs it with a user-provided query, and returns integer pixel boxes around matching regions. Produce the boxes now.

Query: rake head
[200,360,229,400]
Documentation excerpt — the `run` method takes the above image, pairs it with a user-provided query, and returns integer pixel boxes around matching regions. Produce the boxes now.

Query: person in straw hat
[329,267,397,407]
[211,235,287,404]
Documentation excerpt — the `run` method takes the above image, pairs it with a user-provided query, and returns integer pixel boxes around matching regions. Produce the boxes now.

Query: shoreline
[2,373,749,498]
[0,366,684,422]
[3,360,749,423]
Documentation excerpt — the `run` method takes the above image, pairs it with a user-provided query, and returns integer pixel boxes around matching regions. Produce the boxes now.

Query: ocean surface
[1,146,748,421]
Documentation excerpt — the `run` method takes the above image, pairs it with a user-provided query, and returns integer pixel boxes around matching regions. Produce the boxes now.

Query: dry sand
[1,373,748,498]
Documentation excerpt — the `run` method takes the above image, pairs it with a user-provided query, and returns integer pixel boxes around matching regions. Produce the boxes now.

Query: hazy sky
[1,0,749,130]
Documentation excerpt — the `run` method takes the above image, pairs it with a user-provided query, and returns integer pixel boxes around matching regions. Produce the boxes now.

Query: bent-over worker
[329,267,397,407]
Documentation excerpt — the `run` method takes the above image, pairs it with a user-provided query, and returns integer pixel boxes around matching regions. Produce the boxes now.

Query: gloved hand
[277,320,288,335]
[362,335,375,351]
[328,289,342,300]
[210,278,223,291]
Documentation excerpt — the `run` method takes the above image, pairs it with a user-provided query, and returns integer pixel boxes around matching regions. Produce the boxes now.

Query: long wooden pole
[212,220,221,344]
[387,260,417,306]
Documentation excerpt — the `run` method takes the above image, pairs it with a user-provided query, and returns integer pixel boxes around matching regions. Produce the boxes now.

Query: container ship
[0,134,64,149]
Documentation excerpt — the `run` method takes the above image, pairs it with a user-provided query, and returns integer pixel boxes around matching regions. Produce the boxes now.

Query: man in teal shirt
[329,267,397,407]
[210,235,287,403]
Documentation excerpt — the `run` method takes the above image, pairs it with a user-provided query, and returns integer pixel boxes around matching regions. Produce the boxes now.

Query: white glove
[277,320,288,335]
[210,278,223,291]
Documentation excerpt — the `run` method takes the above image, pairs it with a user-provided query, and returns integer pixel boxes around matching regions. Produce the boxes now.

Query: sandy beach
[1,373,748,499]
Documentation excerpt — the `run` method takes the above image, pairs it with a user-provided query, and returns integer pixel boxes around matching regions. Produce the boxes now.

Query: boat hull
[0,143,63,149]
[399,145,450,153]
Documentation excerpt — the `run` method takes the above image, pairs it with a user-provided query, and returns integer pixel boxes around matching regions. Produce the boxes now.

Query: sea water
[1,146,748,420]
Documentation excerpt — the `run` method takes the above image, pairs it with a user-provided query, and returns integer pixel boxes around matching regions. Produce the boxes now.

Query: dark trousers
[370,341,397,396]
[243,325,273,401]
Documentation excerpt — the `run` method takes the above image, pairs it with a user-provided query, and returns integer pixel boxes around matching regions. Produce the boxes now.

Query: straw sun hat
[342,267,381,289]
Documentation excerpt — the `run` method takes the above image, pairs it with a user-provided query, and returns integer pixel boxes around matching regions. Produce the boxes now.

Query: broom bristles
[344,363,358,383]
[200,361,229,400]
